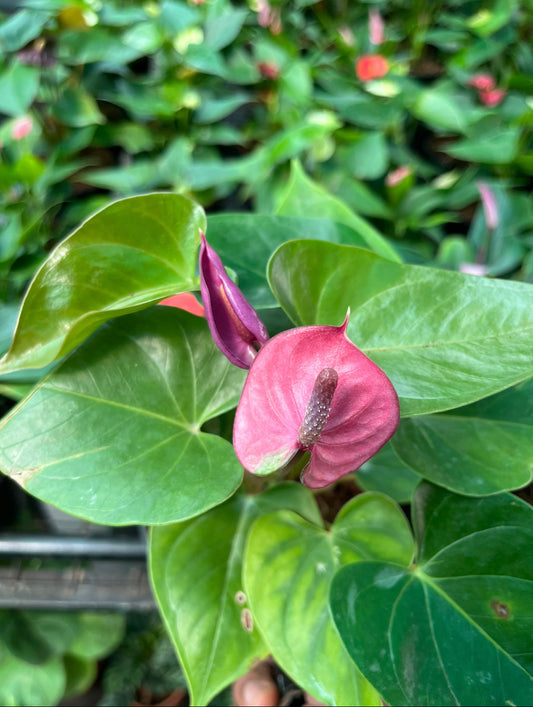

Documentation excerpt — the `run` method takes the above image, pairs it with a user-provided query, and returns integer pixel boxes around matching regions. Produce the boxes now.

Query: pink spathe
[233,318,399,489]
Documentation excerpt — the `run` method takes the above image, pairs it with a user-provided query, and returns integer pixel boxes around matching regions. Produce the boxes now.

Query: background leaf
[244,493,414,706]
[275,160,400,262]
[356,442,420,504]
[206,213,369,309]
[0,193,205,374]
[0,308,246,525]
[150,483,320,706]
[331,484,533,707]
[268,240,533,416]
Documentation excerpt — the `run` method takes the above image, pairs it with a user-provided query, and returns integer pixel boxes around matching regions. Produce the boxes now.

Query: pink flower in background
[199,233,269,369]
[233,316,399,489]
[257,61,280,80]
[369,9,385,45]
[356,54,389,81]
[477,182,499,230]
[479,89,506,107]
[11,116,33,140]
[468,74,505,107]
[468,74,495,92]
[257,0,282,34]
[385,165,412,187]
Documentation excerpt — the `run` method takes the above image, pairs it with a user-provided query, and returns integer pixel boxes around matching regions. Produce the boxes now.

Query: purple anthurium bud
[233,316,399,489]
[199,233,269,369]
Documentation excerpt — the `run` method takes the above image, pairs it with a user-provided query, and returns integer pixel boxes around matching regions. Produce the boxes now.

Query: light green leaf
[275,160,400,262]
[331,484,533,706]
[268,240,533,416]
[0,193,205,374]
[150,484,320,706]
[446,129,521,164]
[0,63,39,116]
[244,493,413,706]
[0,308,246,525]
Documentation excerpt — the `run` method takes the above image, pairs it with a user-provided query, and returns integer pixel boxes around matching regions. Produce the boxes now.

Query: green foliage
[0,2,533,706]
[0,610,125,706]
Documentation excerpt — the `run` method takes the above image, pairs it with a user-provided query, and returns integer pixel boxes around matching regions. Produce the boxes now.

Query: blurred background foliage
[1,0,532,307]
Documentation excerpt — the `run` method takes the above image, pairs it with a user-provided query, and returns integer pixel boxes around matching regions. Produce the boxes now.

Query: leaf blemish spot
[491,599,510,619]
[241,608,253,632]
[235,590,246,605]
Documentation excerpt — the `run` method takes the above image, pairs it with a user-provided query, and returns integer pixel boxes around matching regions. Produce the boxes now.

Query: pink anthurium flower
[199,233,269,369]
[233,316,399,489]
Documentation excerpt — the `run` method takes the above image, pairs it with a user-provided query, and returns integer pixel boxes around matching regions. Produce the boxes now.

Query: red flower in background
[468,73,506,107]
[355,54,389,81]
[479,89,506,107]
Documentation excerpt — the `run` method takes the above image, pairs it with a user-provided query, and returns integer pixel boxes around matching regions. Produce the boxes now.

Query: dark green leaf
[206,213,371,309]
[356,442,420,504]
[331,484,533,707]
[392,379,533,495]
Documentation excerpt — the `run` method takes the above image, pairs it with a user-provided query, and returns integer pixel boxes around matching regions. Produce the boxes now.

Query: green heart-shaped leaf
[331,484,533,706]
[392,378,533,495]
[0,193,205,374]
[150,483,321,706]
[0,308,246,525]
[244,493,414,706]
[268,240,533,415]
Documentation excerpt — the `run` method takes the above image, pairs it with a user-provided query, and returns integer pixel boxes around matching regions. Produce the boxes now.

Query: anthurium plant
[0,188,532,707]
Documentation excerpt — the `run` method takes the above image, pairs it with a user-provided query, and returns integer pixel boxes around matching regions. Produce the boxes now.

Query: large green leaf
[206,213,370,309]
[0,193,205,375]
[150,483,321,707]
[268,240,533,416]
[330,484,533,707]
[275,160,400,262]
[392,378,533,495]
[0,308,246,525]
[244,493,414,706]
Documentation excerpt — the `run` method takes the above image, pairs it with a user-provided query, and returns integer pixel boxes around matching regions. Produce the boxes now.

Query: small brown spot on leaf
[491,600,510,619]
[241,608,253,632]
[235,590,246,605]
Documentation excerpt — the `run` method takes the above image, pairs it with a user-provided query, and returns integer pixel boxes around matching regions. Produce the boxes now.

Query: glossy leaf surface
[275,160,400,262]
[331,484,533,706]
[0,309,246,525]
[150,484,321,706]
[392,379,533,495]
[0,193,205,374]
[269,240,533,416]
[244,493,414,706]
